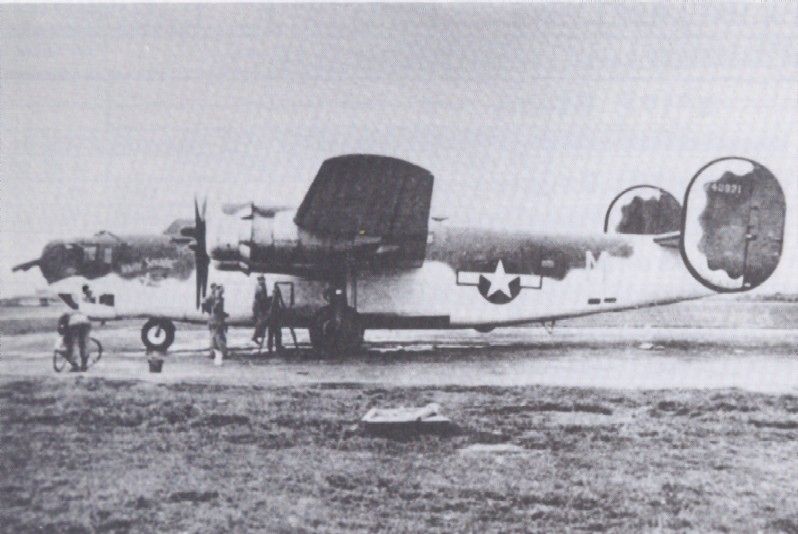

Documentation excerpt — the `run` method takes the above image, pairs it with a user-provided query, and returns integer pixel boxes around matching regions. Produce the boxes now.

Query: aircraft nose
[38,242,83,283]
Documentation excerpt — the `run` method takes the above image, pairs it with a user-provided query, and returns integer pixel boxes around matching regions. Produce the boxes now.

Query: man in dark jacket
[202,282,218,314]
[267,284,285,354]
[251,276,271,345]
[202,282,218,357]
[209,285,228,359]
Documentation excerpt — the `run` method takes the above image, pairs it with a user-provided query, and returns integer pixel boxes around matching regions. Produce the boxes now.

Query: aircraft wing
[294,154,434,266]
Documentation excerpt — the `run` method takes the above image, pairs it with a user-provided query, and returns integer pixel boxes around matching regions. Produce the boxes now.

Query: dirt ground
[3,377,798,533]
[2,297,798,532]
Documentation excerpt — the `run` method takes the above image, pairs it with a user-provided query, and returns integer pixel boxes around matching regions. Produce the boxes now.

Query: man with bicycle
[57,310,92,372]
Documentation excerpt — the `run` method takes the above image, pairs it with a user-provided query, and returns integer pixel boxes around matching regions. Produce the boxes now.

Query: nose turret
[12,241,83,284]
[38,242,83,283]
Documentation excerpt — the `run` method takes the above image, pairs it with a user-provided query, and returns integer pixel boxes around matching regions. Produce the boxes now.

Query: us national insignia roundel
[478,260,521,304]
[456,260,542,305]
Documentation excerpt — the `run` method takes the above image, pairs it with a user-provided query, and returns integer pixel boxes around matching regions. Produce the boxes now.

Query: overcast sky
[2,3,797,295]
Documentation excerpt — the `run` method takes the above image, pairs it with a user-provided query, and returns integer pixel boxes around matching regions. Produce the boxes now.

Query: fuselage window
[83,245,98,262]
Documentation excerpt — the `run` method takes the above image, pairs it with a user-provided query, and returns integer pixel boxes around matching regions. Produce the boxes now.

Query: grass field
[3,377,798,532]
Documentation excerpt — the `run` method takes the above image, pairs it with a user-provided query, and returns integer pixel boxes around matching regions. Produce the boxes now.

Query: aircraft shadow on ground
[135,337,794,364]
[158,340,723,364]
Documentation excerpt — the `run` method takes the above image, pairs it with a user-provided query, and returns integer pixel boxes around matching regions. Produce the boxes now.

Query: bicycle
[53,336,103,372]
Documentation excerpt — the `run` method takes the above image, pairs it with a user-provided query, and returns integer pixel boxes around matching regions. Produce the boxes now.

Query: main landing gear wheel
[141,318,175,353]
[309,306,364,357]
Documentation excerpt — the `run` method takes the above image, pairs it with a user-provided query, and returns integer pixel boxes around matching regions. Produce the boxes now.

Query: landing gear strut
[141,318,175,353]
[309,305,363,356]
[309,280,363,357]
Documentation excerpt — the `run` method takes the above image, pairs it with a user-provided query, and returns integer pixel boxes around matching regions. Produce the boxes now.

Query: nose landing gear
[141,318,176,352]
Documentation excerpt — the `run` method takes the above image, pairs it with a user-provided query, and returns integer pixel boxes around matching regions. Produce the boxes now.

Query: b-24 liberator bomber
[13,155,787,355]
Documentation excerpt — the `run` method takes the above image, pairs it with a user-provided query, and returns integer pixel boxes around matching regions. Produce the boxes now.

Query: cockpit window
[102,247,113,264]
[83,245,98,262]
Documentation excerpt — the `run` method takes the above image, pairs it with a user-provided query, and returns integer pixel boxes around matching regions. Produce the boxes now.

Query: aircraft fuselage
[46,221,707,330]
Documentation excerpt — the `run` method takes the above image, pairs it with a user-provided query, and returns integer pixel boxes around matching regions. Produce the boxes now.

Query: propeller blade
[191,195,210,309]
[195,255,209,309]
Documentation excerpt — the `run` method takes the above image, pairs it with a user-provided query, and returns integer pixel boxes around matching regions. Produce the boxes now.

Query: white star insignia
[483,260,518,299]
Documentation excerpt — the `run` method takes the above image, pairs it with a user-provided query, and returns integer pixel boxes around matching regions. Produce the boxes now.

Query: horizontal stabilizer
[653,231,681,249]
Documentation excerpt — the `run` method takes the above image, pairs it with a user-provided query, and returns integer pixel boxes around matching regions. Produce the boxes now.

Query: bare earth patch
[2,377,798,532]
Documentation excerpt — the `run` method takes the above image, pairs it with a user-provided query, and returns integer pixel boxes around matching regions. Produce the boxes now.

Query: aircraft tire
[474,326,495,333]
[141,318,175,353]
[309,306,363,357]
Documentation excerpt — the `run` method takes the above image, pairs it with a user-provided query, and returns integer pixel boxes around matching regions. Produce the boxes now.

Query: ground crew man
[267,284,285,354]
[251,276,271,345]
[57,310,92,372]
[209,284,228,360]
[202,283,218,357]
[202,283,218,314]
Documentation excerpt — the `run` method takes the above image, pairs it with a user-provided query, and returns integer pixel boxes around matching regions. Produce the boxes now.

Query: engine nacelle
[210,206,252,262]
[209,205,301,274]
[681,157,785,292]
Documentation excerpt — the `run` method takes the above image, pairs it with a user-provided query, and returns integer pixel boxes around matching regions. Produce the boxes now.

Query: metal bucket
[148,357,164,373]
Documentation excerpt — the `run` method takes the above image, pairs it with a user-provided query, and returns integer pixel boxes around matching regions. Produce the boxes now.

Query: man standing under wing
[251,275,271,346]
[267,284,285,354]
